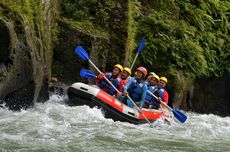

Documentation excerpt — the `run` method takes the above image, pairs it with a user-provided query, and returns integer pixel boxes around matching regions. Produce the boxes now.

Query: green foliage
[62,17,108,38]
[137,0,230,78]
[61,0,115,29]
[61,0,130,66]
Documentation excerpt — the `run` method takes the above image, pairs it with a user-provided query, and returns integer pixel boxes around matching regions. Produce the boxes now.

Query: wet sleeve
[139,84,147,109]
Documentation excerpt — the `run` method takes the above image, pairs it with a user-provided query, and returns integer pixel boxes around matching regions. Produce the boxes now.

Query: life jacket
[145,84,158,104]
[121,77,130,86]
[149,91,160,109]
[97,72,121,95]
[157,88,168,104]
[127,79,146,103]
[117,76,130,92]
[158,88,165,99]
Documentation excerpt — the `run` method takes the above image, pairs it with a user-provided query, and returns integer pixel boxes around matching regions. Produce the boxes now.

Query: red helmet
[136,67,147,77]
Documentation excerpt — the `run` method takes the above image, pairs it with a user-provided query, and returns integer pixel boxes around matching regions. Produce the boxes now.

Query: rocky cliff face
[192,72,230,116]
[0,1,59,110]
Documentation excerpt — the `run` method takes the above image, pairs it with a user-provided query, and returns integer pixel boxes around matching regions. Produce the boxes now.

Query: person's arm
[96,72,108,85]
[162,91,168,104]
[122,77,134,95]
[139,84,147,109]
[114,78,122,97]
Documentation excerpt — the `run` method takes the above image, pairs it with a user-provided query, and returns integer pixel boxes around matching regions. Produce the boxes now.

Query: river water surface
[0,95,229,152]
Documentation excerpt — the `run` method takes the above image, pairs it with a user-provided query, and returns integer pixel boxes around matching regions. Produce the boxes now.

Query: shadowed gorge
[0,20,12,82]
[0,21,10,66]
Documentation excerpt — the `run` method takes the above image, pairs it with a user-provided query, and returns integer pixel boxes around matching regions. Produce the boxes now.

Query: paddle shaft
[130,53,139,70]
[126,95,152,125]
[130,38,145,70]
[147,90,172,110]
[89,60,120,92]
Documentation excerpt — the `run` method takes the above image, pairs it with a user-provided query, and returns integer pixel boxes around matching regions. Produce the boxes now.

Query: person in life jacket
[144,73,159,108]
[150,76,169,109]
[117,67,131,93]
[96,64,123,96]
[157,77,168,104]
[122,67,148,109]
[146,72,156,83]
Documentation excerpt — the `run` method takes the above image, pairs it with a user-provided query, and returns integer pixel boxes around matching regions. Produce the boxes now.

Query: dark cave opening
[0,21,11,75]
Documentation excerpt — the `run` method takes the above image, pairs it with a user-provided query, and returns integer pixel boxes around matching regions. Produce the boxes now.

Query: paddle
[130,38,146,69]
[80,68,96,79]
[75,46,121,90]
[75,46,153,127]
[147,90,187,123]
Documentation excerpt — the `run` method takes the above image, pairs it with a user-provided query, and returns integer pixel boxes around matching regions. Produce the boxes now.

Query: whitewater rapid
[0,94,229,152]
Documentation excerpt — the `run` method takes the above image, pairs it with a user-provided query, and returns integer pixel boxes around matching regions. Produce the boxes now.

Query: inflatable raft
[67,82,168,124]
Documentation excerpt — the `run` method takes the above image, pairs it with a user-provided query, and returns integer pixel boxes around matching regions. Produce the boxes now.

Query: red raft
[67,82,167,124]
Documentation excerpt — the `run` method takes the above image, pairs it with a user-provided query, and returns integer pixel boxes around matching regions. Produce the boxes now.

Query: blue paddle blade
[75,46,89,61]
[137,38,146,53]
[172,110,187,123]
[80,68,96,79]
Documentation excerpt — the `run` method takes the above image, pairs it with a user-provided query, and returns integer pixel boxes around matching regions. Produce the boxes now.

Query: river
[0,94,229,152]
